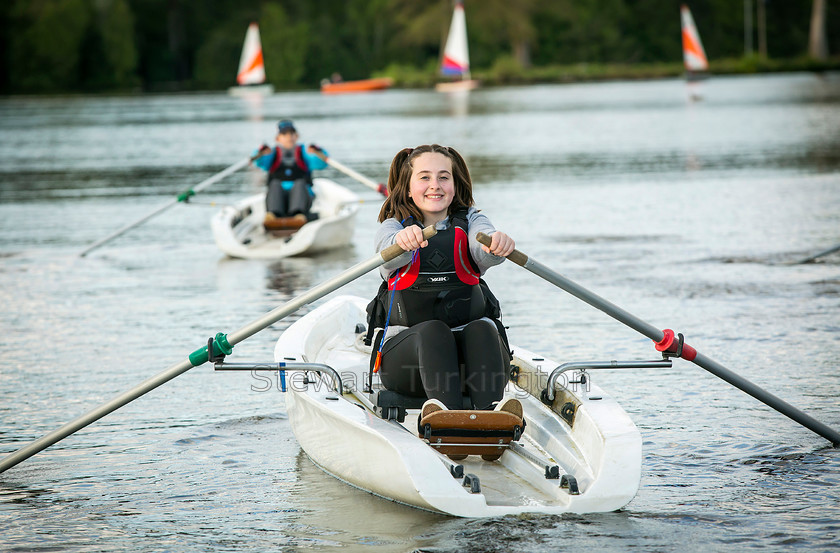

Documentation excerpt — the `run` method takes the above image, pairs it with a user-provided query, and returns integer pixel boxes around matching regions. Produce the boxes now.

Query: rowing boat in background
[211,178,358,260]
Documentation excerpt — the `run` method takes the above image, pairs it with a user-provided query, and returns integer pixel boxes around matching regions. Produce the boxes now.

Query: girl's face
[408,152,455,225]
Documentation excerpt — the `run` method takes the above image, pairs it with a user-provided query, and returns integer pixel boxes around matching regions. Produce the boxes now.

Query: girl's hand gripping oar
[310,149,388,197]
[79,153,262,257]
[0,225,437,474]
[476,232,840,447]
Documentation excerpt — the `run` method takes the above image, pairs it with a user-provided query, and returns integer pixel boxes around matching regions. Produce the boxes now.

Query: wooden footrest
[264,213,307,231]
[418,410,523,457]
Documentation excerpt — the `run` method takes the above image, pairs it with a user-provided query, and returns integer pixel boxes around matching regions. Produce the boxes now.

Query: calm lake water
[1,73,839,552]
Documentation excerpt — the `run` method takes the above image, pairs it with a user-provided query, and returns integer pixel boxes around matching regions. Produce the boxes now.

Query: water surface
[1,73,839,552]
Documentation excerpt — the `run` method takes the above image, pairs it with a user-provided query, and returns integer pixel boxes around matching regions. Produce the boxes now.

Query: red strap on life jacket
[388,254,419,290]
[454,226,480,285]
[387,225,479,290]
[269,145,309,174]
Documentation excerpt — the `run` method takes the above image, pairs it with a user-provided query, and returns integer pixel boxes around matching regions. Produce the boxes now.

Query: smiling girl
[367,145,521,420]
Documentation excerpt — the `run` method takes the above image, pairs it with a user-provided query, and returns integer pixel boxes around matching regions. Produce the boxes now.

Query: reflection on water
[287,450,447,551]
[444,89,472,117]
[237,92,267,123]
[685,80,705,103]
[1,74,839,552]
[266,258,316,295]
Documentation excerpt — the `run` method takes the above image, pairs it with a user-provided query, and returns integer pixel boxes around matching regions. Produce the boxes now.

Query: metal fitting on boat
[542,359,673,403]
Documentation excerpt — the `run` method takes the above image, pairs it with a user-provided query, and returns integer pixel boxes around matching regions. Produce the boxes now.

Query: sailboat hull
[435,80,479,93]
[228,84,274,97]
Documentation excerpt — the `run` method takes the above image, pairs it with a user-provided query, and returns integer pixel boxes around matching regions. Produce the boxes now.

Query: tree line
[0,0,836,94]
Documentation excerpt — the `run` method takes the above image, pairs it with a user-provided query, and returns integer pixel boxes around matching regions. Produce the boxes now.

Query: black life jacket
[365,210,504,343]
[268,145,311,184]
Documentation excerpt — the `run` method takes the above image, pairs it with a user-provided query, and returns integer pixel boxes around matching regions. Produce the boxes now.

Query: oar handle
[380,225,437,262]
[476,232,529,267]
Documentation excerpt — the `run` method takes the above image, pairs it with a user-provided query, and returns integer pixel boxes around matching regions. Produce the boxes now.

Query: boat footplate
[463,473,481,494]
[419,409,523,457]
[560,474,580,495]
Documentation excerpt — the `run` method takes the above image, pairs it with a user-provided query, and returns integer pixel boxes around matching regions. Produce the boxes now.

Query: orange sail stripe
[682,32,704,61]
[239,51,264,79]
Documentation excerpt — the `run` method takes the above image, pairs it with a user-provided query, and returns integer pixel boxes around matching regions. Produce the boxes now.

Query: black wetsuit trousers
[377,318,509,410]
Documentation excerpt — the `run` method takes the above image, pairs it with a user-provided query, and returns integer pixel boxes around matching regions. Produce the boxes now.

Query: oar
[476,232,840,447]
[79,154,258,257]
[795,242,840,264]
[312,150,388,197]
[0,226,436,474]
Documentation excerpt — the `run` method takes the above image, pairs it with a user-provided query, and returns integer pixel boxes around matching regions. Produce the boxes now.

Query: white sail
[680,5,708,72]
[237,23,266,85]
[441,1,470,79]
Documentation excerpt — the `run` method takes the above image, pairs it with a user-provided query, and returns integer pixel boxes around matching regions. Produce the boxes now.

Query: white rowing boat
[211,178,359,260]
[273,295,655,517]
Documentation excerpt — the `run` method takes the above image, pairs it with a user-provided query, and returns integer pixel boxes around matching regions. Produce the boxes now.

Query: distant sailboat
[229,23,274,96]
[681,5,709,80]
[435,1,479,92]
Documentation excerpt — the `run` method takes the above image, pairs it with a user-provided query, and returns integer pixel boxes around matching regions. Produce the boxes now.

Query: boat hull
[228,84,274,96]
[211,178,358,260]
[321,78,393,95]
[274,295,642,517]
[435,79,479,93]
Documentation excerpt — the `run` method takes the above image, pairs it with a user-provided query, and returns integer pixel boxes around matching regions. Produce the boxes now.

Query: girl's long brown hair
[377,144,475,224]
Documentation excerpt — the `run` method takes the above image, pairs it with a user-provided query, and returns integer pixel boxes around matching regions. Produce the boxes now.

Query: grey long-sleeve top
[372,208,506,344]
[374,207,506,280]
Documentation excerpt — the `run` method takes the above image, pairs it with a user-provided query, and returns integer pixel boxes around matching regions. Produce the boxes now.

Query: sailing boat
[229,23,274,96]
[435,1,479,92]
[680,5,709,80]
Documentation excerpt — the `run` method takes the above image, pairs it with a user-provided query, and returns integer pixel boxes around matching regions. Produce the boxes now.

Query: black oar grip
[476,232,528,266]
[380,225,438,262]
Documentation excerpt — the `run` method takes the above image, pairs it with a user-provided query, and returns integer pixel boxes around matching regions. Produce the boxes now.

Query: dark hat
[277,119,296,133]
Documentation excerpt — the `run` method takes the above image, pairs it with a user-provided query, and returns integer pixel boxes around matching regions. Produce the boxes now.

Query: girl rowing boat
[367,144,522,420]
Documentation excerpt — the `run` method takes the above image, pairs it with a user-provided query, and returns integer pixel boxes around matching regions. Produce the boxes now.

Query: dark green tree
[262,2,309,86]
[9,0,91,92]
[0,0,835,93]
